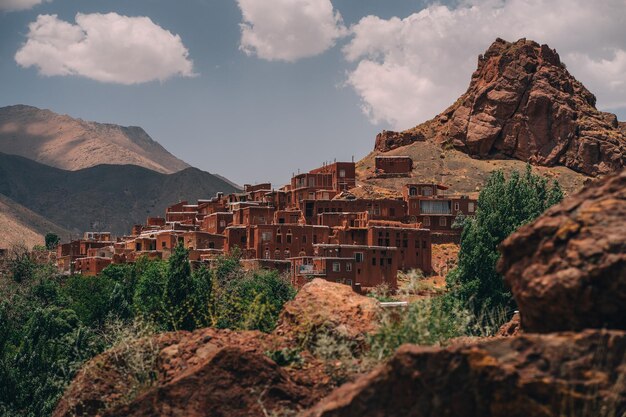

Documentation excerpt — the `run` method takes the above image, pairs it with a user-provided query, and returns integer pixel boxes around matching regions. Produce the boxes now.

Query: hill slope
[372,38,626,177]
[0,194,71,250]
[0,105,189,174]
[0,153,239,236]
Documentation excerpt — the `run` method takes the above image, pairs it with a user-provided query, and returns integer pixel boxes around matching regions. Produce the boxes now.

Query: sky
[1,0,625,186]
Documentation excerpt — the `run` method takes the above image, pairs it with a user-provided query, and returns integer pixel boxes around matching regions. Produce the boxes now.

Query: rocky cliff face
[375,38,626,177]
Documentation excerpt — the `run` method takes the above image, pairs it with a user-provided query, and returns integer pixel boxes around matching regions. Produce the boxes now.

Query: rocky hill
[0,153,239,236]
[0,105,190,174]
[373,38,626,178]
[0,194,70,249]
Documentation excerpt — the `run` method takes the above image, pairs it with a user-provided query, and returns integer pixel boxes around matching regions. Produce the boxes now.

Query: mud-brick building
[403,183,477,233]
[375,156,413,175]
[201,212,233,235]
[74,257,112,276]
[302,198,406,225]
[290,243,399,292]
[366,224,431,273]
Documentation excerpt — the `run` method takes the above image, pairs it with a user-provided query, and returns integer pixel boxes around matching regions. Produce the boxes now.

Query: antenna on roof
[351,155,354,162]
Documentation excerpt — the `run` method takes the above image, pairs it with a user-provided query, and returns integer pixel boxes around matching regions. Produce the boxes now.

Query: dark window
[372,257,376,266]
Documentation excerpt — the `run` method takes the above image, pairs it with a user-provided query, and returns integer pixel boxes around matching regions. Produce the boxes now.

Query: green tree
[133,259,168,326]
[447,165,564,314]
[163,243,195,331]
[45,233,60,251]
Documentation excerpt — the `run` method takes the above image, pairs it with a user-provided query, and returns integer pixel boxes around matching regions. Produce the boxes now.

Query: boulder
[274,279,380,346]
[53,328,317,417]
[376,38,626,177]
[498,170,626,333]
[301,330,626,417]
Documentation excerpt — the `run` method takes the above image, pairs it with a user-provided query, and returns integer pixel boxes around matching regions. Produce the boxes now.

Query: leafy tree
[62,275,116,327]
[133,259,168,327]
[163,243,196,331]
[45,233,60,251]
[447,165,564,314]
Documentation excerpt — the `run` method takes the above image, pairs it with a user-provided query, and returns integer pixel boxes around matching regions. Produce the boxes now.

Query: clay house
[232,205,275,226]
[245,224,332,260]
[403,183,476,232]
[366,224,432,273]
[74,257,112,276]
[375,155,413,175]
[201,212,233,235]
[302,198,406,224]
[274,210,304,225]
[290,243,399,292]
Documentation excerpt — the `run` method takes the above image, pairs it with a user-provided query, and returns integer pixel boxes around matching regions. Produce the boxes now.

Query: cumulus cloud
[237,0,347,62]
[343,0,626,130]
[0,0,50,12]
[15,13,195,84]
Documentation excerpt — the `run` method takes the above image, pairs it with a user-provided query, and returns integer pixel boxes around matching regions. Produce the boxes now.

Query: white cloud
[0,0,50,12]
[237,0,347,62]
[343,0,626,130]
[15,13,195,84]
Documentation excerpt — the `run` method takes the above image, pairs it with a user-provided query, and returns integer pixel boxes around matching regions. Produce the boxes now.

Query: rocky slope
[0,153,238,235]
[0,105,189,174]
[374,38,626,177]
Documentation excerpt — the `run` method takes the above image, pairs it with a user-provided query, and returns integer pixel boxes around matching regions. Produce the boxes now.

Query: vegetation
[447,165,564,314]
[44,233,60,251]
[0,243,295,416]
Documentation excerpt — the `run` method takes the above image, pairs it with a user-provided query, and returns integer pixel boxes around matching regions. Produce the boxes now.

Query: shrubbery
[0,243,295,416]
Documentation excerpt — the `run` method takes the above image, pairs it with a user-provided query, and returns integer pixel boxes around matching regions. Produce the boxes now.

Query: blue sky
[1,0,625,186]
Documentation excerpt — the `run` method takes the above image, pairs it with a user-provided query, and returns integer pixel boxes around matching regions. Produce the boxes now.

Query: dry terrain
[0,105,189,174]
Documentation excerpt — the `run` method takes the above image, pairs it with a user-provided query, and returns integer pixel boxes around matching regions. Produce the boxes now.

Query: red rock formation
[275,278,380,349]
[376,38,626,177]
[301,330,626,417]
[374,130,426,153]
[498,169,626,333]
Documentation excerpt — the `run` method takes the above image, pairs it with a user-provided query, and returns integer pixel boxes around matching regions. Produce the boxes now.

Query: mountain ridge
[0,104,190,174]
[0,152,239,236]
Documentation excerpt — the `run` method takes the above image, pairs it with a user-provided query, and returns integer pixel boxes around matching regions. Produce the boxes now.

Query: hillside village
[57,157,476,292]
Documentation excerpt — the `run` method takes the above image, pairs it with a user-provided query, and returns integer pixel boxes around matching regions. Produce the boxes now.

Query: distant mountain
[0,153,239,236]
[0,105,190,174]
[0,194,71,250]
[373,38,626,177]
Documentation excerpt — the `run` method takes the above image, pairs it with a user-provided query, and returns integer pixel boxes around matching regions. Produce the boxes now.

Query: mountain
[0,105,190,174]
[0,153,239,236]
[0,194,71,250]
[373,38,626,177]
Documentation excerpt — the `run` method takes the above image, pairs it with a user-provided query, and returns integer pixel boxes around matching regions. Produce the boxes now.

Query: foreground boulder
[375,38,626,177]
[301,330,626,417]
[274,278,380,347]
[499,170,626,333]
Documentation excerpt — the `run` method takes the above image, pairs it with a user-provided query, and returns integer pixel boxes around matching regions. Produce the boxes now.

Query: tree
[447,165,564,315]
[45,233,60,250]
[163,243,195,331]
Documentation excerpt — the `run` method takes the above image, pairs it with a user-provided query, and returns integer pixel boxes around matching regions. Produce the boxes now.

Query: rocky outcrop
[54,280,379,417]
[275,278,380,348]
[377,38,626,177]
[498,170,626,333]
[374,129,426,152]
[495,312,521,337]
[301,330,626,417]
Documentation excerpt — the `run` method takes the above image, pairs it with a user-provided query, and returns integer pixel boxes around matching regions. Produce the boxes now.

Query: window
[387,258,392,265]
[332,262,341,272]
[355,252,364,263]
[423,216,431,226]
[264,250,270,259]
[339,169,346,178]
[209,242,215,249]
[261,231,272,242]
[219,220,226,228]
[439,217,447,226]
[346,263,352,272]
[409,187,417,196]
[390,207,395,216]
[346,279,353,286]
[422,187,433,196]
[379,258,384,266]
[276,234,282,243]
[161,241,166,248]
[420,200,451,214]
[454,202,460,211]
[286,230,293,244]
[372,257,376,266]
[468,202,475,213]
[302,235,307,243]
